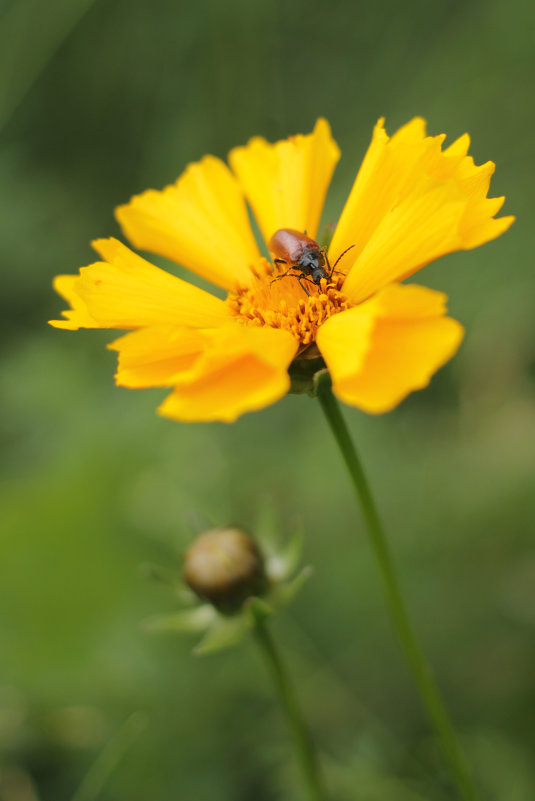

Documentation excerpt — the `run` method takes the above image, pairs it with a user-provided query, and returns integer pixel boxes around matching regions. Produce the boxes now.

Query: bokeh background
[1,0,534,799]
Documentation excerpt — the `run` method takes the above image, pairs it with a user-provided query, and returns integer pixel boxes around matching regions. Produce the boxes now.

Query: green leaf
[139,562,181,588]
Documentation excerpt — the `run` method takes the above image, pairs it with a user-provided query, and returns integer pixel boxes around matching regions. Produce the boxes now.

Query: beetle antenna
[331,244,356,274]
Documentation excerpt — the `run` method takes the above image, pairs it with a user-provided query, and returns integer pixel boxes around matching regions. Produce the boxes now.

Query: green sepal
[139,562,181,589]
[139,562,197,604]
[194,613,249,656]
[142,604,215,633]
[254,496,280,555]
[311,367,332,398]
[183,508,216,536]
[288,352,327,396]
[265,522,304,582]
[246,596,274,625]
[254,499,304,583]
[269,566,313,609]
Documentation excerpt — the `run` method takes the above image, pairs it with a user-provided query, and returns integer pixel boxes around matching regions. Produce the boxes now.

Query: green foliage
[1,0,534,799]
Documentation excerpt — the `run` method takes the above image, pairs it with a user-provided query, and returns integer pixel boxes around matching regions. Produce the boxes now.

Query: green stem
[252,614,326,801]
[316,373,478,801]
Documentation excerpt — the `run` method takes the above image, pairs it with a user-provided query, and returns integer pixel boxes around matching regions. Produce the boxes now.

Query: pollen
[227,259,352,347]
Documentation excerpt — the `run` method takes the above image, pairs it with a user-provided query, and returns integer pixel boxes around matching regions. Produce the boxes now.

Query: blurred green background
[1,0,534,799]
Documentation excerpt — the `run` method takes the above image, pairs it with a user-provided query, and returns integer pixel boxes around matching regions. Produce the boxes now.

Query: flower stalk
[315,371,478,801]
[251,605,326,801]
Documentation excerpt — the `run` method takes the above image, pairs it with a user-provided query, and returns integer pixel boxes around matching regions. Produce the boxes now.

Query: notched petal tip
[91,236,125,261]
[333,115,514,303]
[312,116,341,160]
[445,132,471,157]
[156,325,297,423]
[317,284,465,414]
[229,118,340,243]
[70,242,228,331]
[348,317,465,415]
[48,318,79,330]
[115,156,260,291]
[49,274,100,330]
[107,326,206,389]
[390,116,428,142]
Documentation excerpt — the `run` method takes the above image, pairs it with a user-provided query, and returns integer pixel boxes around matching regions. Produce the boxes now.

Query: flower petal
[116,156,260,290]
[329,118,514,304]
[108,326,207,388]
[316,283,464,413]
[229,118,340,244]
[49,238,229,331]
[49,275,101,329]
[158,324,298,423]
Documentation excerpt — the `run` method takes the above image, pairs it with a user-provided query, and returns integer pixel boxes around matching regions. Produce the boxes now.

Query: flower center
[227,259,352,348]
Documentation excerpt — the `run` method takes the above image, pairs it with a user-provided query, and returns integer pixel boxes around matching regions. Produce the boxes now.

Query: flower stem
[315,373,478,801]
[252,613,327,801]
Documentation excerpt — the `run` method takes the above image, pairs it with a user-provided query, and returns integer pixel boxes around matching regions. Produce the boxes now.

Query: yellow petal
[50,238,229,331]
[316,283,464,413]
[330,118,514,304]
[116,156,260,290]
[158,324,298,423]
[49,275,101,329]
[108,326,206,387]
[229,118,340,244]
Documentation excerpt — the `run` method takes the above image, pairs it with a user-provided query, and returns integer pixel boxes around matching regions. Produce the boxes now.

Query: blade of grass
[0,0,98,134]
[71,712,146,801]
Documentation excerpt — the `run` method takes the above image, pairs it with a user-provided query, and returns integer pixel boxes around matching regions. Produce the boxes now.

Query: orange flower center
[227,259,352,348]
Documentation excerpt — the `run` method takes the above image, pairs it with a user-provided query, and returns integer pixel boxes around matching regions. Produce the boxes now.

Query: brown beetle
[268,228,354,295]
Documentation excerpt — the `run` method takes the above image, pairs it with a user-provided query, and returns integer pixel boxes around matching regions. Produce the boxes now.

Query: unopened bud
[182,527,266,612]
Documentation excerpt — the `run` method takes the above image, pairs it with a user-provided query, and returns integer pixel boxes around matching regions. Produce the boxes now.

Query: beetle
[268,228,354,296]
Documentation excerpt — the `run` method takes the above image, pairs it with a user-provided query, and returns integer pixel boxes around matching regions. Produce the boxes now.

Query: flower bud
[182,527,266,612]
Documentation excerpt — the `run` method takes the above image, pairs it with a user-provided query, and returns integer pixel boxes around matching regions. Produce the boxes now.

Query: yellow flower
[50,118,513,422]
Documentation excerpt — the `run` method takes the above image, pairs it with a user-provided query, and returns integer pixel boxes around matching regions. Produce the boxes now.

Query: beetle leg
[270,268,300,285]
[324,251,332,277]
[297,275,312,297]
[270,269,316,297]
